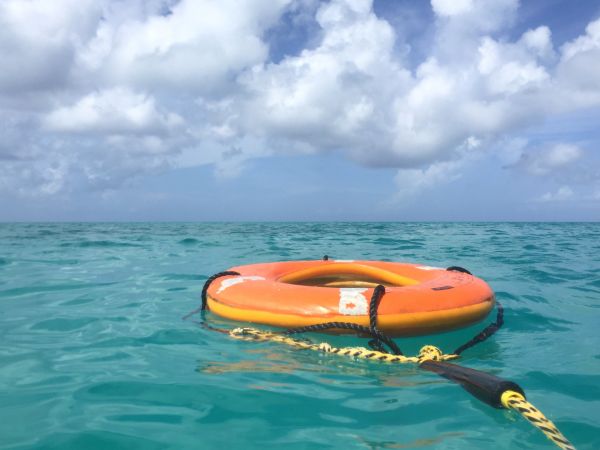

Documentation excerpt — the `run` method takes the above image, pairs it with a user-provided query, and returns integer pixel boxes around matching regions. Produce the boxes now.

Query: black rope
[445,265,504,355]
[445,265,504,354]
[201,271,241,310]
[447,266,472,275]
[283,322,403,355]
[367,285,388,353]
[182,270,240,320]
[452,302,504,355]
[323,255,329,261]
[283,284,404,355]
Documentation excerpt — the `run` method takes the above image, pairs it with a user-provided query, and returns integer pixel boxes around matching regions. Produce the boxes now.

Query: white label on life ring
[335,259,355,263]
[216,276,265,293]
[416,265,442,271]
[339,288,368,315]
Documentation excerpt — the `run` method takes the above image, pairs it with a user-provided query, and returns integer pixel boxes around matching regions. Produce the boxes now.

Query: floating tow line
[190,262,575,450]
[229,327,574,450]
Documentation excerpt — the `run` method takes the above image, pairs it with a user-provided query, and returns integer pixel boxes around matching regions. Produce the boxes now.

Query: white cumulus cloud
[77,0,292,95]
[0,0,102,93]
[538,186,574,202]
[1,0,600,199]
[514,143,583,176]
[44,88,183,135]
[394,159,465,200]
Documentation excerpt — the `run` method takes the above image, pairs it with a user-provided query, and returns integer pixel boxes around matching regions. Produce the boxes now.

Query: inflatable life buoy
[206,260,495,336]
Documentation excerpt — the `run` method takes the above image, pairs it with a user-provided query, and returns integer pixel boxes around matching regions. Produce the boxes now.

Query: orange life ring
[207,260,495,336]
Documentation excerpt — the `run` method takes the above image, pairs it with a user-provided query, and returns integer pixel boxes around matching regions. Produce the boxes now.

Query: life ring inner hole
[277,263,420,288]
[289,274,398,288]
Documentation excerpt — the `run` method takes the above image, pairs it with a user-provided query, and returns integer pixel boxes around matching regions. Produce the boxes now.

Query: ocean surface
[1,222,599,450]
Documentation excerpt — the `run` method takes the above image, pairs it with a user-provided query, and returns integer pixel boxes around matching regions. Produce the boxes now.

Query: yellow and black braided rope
[229,327,575,450]
[501,390,575,450]
[230,327,458,363]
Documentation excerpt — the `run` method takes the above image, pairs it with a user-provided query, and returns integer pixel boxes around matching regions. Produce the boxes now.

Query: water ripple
[0,222,598,449]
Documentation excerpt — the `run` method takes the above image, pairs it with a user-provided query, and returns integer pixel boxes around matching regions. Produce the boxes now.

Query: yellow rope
[229,327,458,363]
[229,327,575,449]
[501,391,575,450]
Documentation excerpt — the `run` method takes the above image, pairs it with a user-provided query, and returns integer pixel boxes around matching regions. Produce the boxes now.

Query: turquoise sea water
[1,222,599,450]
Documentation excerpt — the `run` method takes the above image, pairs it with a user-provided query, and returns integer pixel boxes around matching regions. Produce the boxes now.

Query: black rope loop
[283,284,403,355]
[367,285,393,353]
[283,322,402,355]
[201,271,241,310]
[183,270,241,320]
[446,266,472,275]
[452,302,504,355]
[444,264,506,354]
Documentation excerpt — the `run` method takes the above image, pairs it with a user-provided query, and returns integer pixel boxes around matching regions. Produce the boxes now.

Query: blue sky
[1,0,599,221]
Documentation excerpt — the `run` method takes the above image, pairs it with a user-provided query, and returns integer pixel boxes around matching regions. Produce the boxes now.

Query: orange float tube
[206,260,495,336]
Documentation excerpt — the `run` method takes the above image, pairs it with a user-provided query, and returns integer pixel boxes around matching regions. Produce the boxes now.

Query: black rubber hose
[419,360,524,408]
